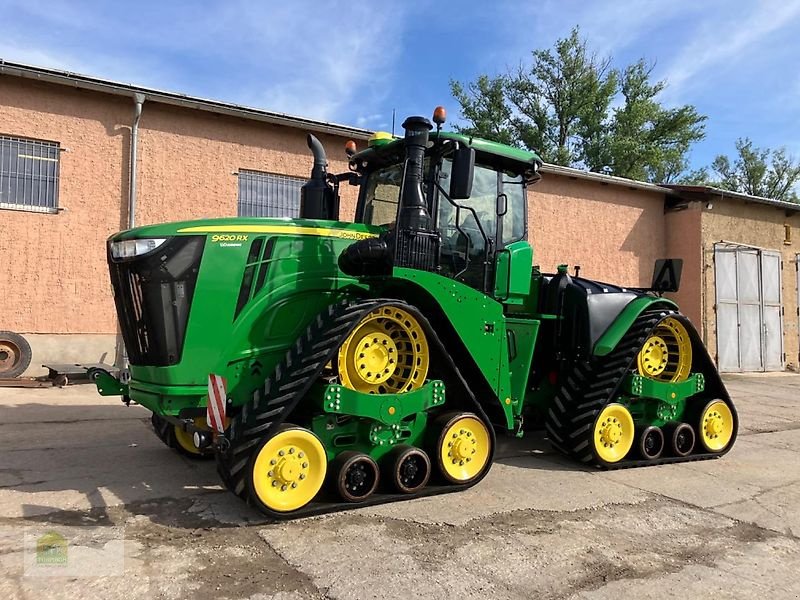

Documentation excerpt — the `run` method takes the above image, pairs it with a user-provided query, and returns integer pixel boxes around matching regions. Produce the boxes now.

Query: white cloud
[659,0,800,101]
[0,0,409,124]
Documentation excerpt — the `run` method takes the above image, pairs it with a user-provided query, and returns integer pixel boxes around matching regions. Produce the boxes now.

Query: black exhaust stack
[398,116,433,229]
[300,134,339,220]
[393,116,439,271]
[339,115,440,277]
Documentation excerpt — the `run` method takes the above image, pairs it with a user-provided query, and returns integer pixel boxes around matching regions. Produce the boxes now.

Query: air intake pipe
[397,116,433,230]
[300,134,339,220]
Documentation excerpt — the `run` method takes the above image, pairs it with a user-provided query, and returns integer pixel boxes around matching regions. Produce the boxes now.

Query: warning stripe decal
[207,374,227,433]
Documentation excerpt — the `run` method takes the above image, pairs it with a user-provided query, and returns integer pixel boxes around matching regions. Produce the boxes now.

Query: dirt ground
[1,373,799,599]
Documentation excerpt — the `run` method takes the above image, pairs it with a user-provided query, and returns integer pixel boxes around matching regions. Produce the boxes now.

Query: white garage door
[714,244,783,372]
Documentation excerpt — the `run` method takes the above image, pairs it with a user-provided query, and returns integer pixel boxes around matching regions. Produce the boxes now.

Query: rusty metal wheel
[0,331,32,379]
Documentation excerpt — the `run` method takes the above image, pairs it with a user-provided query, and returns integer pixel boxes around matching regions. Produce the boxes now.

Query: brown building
[663,185,800,373]
[1,60,798,376]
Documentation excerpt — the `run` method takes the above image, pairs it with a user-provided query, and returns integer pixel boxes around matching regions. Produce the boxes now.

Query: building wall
[664,203,703,331]
[1,78,130,337]
[700,201,800,370]
[0,78,357,374]
[529,174,667,287]
[135,103,358,227]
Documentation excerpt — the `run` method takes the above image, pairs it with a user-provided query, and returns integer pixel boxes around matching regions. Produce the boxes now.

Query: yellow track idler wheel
[385,445,431,493]
[434,412,492,484]
[337,305,429,394]
[592,403,635,464]
[172,417,213,458]
[331,451,380,502]
[637,317,692,382]
[667,422,696,457]
[698,400,735,453]
[248,425,327,513]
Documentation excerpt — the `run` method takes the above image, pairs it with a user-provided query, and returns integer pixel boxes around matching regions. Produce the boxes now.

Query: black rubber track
[216,297,497,520]
[545,306,738,469]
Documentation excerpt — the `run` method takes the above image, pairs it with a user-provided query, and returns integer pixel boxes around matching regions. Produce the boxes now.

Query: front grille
[108,236,205,366]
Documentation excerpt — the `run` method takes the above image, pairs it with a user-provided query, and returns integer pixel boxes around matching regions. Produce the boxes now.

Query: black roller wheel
[331,451,380,502]
[385,445,430,494]
[0,331,32,379]
[668,422,695,457]
[637,425,665,460]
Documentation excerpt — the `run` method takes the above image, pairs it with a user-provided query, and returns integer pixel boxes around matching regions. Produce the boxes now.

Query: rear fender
[593,296,677,357]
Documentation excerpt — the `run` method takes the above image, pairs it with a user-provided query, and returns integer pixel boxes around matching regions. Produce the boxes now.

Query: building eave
[664,184,800,214]
[539,163,678,196]
[0,59,373,140]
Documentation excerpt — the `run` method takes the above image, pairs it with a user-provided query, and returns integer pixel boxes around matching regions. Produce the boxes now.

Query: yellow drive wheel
[593,403,635,464]
[637,317,692,382]
[249,426,327,513]
[698,400,735,453]
[173,417,211,457]
[337,305,429,394]
[435,412,491,484]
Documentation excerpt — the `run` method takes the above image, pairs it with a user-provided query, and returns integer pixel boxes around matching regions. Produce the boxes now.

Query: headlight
[110,238,167,259]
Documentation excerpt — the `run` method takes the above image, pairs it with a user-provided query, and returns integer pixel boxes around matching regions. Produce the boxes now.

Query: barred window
[237,170,304,218]
[0,135,60,213]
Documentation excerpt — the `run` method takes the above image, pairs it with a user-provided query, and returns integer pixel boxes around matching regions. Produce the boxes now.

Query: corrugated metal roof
[0,59,373,140]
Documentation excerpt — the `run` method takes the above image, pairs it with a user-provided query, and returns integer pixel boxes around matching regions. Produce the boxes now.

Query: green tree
[604,60,706,182]
[507,27,617,166]
[710,138,800,201]
[449,75,516,147]
[449,27,706,183]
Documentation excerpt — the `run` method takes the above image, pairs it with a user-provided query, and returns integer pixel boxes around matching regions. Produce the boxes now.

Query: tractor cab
[345,111,542,295]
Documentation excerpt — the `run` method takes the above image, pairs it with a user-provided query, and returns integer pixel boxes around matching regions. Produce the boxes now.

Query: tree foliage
[709,138,800,202]
[449,27,707,183]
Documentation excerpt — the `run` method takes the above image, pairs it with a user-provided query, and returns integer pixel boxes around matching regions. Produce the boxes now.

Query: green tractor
[94,109,737,518]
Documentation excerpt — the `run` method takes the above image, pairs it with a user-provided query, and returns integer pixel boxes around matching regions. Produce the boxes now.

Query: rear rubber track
[545,306,737,468]
[216,296,496,519]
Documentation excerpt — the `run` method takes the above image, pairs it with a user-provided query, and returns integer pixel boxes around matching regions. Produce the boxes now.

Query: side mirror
[651,258,683,293]
[449,145,475,200]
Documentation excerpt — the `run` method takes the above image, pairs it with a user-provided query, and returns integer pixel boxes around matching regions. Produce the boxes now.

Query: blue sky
[2,0,799,172]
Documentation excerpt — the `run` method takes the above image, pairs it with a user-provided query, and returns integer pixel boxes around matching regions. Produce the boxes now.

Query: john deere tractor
[94,109,737,518]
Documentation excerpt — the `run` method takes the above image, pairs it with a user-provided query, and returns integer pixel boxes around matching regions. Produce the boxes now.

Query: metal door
[761,251,783,370]
[737,248,763,370]
[714,247,740,372]
[714,244,784,372]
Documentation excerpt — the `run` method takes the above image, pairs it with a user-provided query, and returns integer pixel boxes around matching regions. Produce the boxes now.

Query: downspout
[128,93,145,229]
[117,93,145,370]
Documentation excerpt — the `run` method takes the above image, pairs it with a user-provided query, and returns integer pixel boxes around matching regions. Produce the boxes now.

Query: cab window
[362,163,403,226]
[501,172,526,244]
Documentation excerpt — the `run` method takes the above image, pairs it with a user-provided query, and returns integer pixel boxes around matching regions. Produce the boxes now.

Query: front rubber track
[545,306,738,468]
[216,297,497,520]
